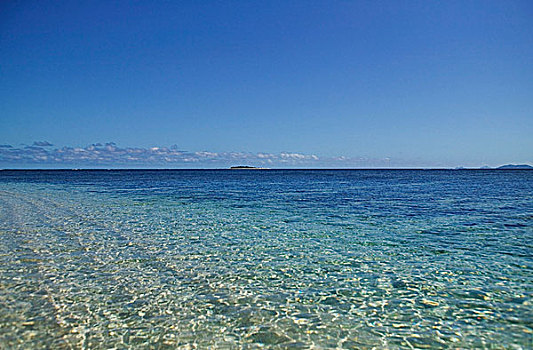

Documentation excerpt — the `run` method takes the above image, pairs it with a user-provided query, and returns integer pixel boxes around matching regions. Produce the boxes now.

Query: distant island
[452,164,533,170]
[230,166,270,170]
[497,164,533,169]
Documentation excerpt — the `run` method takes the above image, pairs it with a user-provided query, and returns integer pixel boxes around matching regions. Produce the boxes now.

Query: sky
[1,0,532,168]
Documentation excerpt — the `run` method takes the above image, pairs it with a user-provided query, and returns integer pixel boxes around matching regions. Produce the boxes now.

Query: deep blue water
[0,170,532,348]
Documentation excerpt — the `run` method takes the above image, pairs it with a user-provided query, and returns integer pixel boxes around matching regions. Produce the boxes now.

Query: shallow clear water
[0,170,531,349]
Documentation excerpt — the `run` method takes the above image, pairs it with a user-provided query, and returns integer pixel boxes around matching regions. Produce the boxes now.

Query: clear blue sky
[1,0,532,168]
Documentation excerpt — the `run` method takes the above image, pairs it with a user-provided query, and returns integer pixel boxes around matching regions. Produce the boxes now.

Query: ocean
[0,170,531,348]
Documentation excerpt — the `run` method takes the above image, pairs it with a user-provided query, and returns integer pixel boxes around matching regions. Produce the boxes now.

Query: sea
[0,169,531,349]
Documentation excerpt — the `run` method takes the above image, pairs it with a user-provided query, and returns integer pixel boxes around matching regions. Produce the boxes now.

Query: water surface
[0,170,531,348]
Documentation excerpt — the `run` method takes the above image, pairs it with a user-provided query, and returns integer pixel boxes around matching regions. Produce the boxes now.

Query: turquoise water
[0,170,531,349]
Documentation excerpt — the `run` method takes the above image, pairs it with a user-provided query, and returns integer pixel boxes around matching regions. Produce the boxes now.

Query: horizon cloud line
[0,142,401,168]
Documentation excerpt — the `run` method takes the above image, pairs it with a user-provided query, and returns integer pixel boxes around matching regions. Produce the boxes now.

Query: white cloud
[0,141,406,168]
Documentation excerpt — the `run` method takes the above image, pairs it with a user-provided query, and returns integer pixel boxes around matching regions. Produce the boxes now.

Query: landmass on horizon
[455,164,533,170]
[496,164,533,169]
[230,166,270,170]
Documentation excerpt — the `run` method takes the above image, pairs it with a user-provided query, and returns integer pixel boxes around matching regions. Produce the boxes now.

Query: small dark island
[230,166,269,170]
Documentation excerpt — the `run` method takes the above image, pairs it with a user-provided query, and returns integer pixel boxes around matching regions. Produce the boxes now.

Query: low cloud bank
[0,142,397,168]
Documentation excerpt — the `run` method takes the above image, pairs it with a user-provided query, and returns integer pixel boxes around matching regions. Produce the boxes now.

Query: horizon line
[1,167,532,171]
